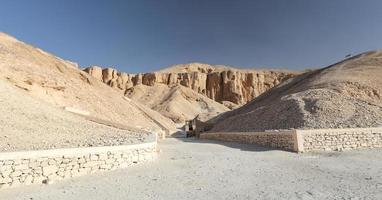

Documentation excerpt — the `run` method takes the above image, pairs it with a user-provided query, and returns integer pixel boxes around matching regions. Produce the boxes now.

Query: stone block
[119,162,129,168]
[100,164,112,170]
[32,176,46,184]
[90,155,99,161]
[10,179,21,187]
[132,155,139,163]
[29,161,41,169]
[4,160,14,165]
[42,165,58,176]
[78,158,86,164]
[105,159,115,164]
[63,171,72,178]
[48,160,57,165]
[0,183,10,189]
[98,153,108,160]
[21,168,32,174]
[24,175,34,185]
[13,160,22,165]
[41,161,49,167]
[0,177,12,184]
[61,158,71,164]
[10,170,22,177]
[34,167,43,174]
[0,164,12,171]
[47,174,62,183]
[1,169,12,177]
[83,161,99,168]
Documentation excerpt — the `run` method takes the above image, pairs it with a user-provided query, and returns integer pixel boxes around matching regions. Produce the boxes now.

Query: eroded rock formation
[83,63,298,105]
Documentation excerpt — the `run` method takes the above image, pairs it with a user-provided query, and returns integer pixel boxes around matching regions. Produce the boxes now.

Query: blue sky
[1,0,382,73]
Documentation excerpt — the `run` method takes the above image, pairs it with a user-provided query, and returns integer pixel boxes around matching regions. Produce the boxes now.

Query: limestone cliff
[83,63,298,105]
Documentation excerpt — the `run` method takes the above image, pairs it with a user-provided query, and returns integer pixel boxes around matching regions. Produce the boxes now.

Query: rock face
[83,63,297,105]
[125,83,230,123]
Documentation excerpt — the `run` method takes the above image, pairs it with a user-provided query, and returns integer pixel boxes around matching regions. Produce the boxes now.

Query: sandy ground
[0,138,381,200]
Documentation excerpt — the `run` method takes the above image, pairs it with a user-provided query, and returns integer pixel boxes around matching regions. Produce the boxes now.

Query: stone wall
[297,128,382,152]
[200,128,382,153]
[200,131,297,151]
[0,142,157,189]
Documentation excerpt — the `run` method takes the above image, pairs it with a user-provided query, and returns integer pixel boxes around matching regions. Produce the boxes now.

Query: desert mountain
[210,51,382,132]
[125,83,229,123]
[83,63,298,106]
[0,32,176,139]
[84,63,297,123]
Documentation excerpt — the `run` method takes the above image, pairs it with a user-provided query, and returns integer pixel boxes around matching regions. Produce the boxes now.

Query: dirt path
[0,138,381,200]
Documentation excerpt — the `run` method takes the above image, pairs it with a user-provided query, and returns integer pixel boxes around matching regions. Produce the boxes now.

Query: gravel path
[0,138,381,200]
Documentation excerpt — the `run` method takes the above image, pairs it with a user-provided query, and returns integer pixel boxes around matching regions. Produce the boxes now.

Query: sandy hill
[0,32,176,147]
[210,51,382,132]
[0,78,154,152]
[125,83,230,123]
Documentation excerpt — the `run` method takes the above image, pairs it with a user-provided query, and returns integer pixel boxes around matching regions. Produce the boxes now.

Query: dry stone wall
[201,128,382,153]
[297,128,382,152]
[0,142,157,189]
[200,131,297,151]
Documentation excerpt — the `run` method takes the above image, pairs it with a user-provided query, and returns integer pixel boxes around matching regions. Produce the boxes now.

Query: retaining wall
[200,131,297,151]
[298,128,382,152]
[0,142,157,189]
[201,127,382,153]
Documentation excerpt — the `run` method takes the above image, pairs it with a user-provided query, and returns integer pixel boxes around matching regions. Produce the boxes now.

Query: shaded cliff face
[83,63,298,105]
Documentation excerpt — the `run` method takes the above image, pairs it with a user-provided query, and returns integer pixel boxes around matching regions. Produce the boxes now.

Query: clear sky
[1,0,382,73]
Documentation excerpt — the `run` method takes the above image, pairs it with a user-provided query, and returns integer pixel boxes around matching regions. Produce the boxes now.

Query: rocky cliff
[83,63,298,105]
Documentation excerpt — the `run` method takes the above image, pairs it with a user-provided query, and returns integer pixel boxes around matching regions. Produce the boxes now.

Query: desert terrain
[0,78,153,152]
[84,63,297,122]
[125,83,229,123]
[0,32,175,151]
[0,31,381,200]
[210,51,382,132]
[0,138,381,200]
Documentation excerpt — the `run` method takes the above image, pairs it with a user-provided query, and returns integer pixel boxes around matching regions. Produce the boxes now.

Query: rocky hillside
[83,63,298,106]
[0,32,176,139]
[210,51,382,132]
[125,83,229,123]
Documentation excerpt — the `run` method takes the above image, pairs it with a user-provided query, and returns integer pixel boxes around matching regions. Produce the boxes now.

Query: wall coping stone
[296,127,382,135]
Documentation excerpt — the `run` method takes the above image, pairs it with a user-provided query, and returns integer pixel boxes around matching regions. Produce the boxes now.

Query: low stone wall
[297,128,382,152]
[200,131,297,151]
[0,142,157,189]
[201,128,382,153]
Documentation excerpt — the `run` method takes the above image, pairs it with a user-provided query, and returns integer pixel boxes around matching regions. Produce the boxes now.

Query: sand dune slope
[0,32,176,143]
[211,51,382,132]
